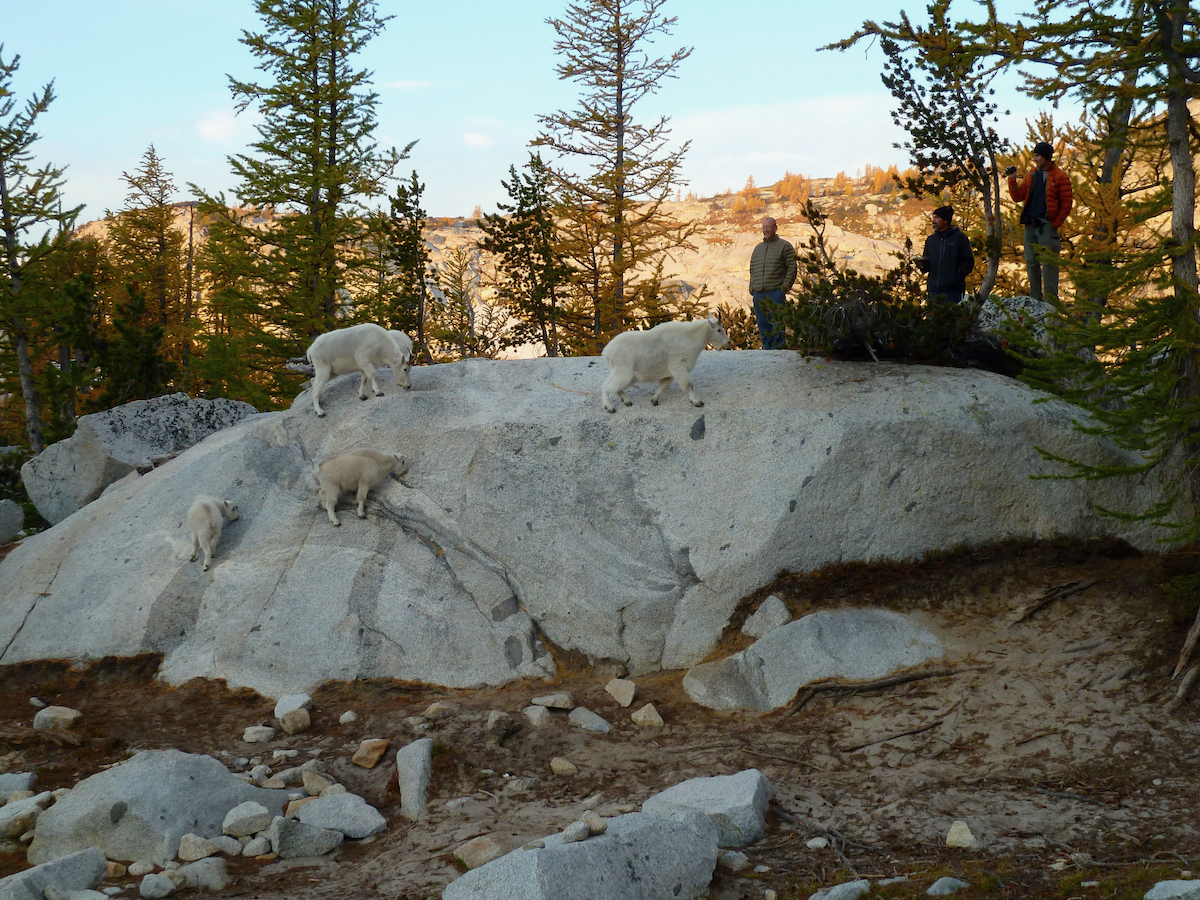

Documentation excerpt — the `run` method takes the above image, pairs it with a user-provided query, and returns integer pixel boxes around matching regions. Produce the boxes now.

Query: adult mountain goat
[307,323,412,417]
[317,448,406,526]
[188,496,239,571]
[600,315,731,413]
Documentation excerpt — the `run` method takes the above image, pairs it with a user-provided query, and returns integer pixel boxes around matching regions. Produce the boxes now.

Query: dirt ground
[1,538,1199,900]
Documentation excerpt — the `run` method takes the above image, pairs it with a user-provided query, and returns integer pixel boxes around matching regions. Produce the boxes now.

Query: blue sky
[6,0,1055,222]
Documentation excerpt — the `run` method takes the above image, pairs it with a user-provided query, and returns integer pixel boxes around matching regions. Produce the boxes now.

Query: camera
[1004,165,1018,176]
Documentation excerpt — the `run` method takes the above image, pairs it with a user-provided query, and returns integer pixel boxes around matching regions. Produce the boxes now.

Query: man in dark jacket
[917,205,974,305]
[1007,140,1073,302]
[748,217,797,349]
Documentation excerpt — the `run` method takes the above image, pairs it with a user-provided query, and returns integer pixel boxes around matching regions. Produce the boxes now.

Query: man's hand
[1004,165,1018,177]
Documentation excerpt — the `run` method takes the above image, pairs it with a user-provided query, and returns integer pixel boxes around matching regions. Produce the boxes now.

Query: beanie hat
[1033,141,1054,159]
[933,205,954,222]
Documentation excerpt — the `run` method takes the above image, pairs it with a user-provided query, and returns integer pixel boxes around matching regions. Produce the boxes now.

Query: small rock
[175,857,229,891]
[242,836,271,857]
[550,757,578,776]
[807,836,829,849]
[339,710,358,724]
[128,861,156,877]
[567,707,610,733]
[504,777,537,793]
[753,864,770,873]
[927,876,971,896]
[453,833,511,869]
[242,725,275,743]
[28,697,46,709]
[811,879,871,900]
[561,821,590,843]
[631,703,664,727]
[531,691,573,709]
[269,815,344,859]
[139,873,176,899]
[742,595,791,638]
[106,861,128,877]
[223,800,271,837]
[210,835,242,856]
[302,770,333,796]
[604,678,637,708]
[286,797,317,817]
[280,708,311,735]
[32,706,82,730]
[581,810,607,835]
[766,891,777,900]
[248,764,272,783]
[581,794,602,810]
[273,693,312,719]
[718,850,750,874]
[523,706,552,728]
[177,833,217,861]
[321,783,347,798]
[485,710,516,733]
[351,739,390,769]
[272,749,299,761]
[946,820,977,849]
[403,716,428,729]
[424,701,458,720]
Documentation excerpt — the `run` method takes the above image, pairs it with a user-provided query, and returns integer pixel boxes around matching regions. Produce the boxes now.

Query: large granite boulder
[27,749,288,865]
[0,353,1181,697]
[21,393,258,525]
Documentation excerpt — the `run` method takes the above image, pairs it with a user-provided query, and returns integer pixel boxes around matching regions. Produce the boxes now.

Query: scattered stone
[279,708,311,735]
[0,848,108,900]
[424,701,459,720]
[1145,882,1200,900]
[139,873,176,899]
[523,706,553,728]
[28,697,45,709]
[128,861,156,877]
[302,770,333,796]
[766,891,778,900]
[272,749,299,762]
[338,711,358,725]
[742,595,791,638]
[273,694,312,719]
[106,861,128,878]
[581,810,607,835]
[753,864,770,873]
[351,739,390,769]
[0,773,34,795]
[209,835,242,856]
[927,876,971,896]
[485,711,516,734]
[403,716,428,729]
[174,857,229,891]
[268,816,344,859]
[504,778,537,794]
[176,833,218,861]
[811,879,871,900]
[561,821,590,843]
[807,836,829,849]
[248,764,272,784]
[567,707,611,733]
[222,801,271,838]
[604,678,637,708]
[532,692,573,709]
[631,703,664,727]
[242,836,271,857]
[242,726,275,743]
[285,798,317,817]
[321,783,347,797]
[453,834,511,870]
[878,876,909,886]
[33,706,83,730]
[641,769,771,847]
[550,757,578,777]
[581,794,602,811]
[718,850,750,874]
[396,739,434,820]
[946,820,978,849]
[0,791,52,839]
[296,792,386,839]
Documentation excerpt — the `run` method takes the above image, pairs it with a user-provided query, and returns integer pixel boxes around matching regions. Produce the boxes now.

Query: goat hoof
[693,400,705,407]
[605,406,616,414]
[316,411,325,418]
[650,398,659,406]
[202,564,210,572]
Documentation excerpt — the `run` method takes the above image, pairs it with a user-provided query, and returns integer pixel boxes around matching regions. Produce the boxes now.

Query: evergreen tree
[478,155,576,356]
[533,0,696,350]
[0,47,82,452]
[382,171,433,361]
[429,246,506,360]
[192,0,413,401]
[99,282,173,406]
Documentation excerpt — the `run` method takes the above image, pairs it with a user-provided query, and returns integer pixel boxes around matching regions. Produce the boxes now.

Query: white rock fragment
[222,801,271,838]
[742,595,791,638]
[718,850,750,874]
[550,757,578,776]
[946,820,977,848]
[807,836,829,849]
[532,692,573,709]
[128,861,156,877]
[561,820,590,843]
[811,879,870,900]
[242,725,275,743]
[567,707,611,733]
[581,810,607,835]
[631,703,664,727]
[604,678,637,708]
[176,833,217,862]
[242,836,271,857]
[424,701,458,720]
[273,694,312,719]
[453,833,511,870]
[927,876,972,896]
[139,873,176,899]
[338,711,358,725]
[279,708,311,735]
[523,706,552,728]
[33,706,82,730]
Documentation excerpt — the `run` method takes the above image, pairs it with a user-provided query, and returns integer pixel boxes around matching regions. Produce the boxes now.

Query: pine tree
[478,155,577,356]
[382,171,433,362]
[191,0,413,399]
[429,246,506,360]
[0,47,83,452]
[533,0,696,350]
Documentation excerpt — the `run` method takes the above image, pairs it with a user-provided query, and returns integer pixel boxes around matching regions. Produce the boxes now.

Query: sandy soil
[1,538,1198,900]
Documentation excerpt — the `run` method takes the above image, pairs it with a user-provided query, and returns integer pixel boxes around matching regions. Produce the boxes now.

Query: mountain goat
[307,323,413,417]
[600,316,731,413]
[188,495,239,571]
[317,448,406,526]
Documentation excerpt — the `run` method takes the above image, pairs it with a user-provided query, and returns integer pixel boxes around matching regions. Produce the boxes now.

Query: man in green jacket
[749,216,797,349]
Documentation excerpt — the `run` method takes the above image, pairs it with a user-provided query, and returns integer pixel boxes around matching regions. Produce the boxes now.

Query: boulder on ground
[268,816,343,859]
[396,739,433,820]
[0,848,106,900]
[21,393,258,525]
[641,769,771,847]
[27,749,287,865]
[442,809,718,900]
[683,609,944,712]
[295,792,385,839]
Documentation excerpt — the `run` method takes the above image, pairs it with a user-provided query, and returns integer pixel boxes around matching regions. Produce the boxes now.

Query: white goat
[317,448,406,526]
[188,495,239,571]
[600,316,731,413]
[307,323,413,417]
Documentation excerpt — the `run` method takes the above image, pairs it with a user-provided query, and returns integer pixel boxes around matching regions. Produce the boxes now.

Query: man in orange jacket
[1006,141,1073,302]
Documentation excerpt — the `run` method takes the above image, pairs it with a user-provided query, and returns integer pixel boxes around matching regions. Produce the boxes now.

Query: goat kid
[188,495,239,571]
[317,448,406,526]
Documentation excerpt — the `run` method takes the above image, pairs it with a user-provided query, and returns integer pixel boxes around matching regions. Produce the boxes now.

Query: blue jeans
[752,288,786,349]
[1023,222,1061,302]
